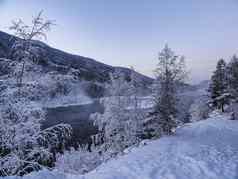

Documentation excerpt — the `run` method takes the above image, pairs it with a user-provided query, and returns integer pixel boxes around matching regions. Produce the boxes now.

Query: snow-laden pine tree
[227,55,238,98]
[209,59,229,112]
[224,55,238,119]
[148,45,187,137]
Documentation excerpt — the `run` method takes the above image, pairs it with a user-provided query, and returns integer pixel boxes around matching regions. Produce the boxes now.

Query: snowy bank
[3,114,238,179]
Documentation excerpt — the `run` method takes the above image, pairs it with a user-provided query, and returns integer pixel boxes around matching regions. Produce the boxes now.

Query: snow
[3,114,238,179]
[139,96,154,109]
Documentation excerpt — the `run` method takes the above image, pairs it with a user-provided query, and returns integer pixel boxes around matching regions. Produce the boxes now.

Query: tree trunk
[221,103,224,112]
[18,60,25,96]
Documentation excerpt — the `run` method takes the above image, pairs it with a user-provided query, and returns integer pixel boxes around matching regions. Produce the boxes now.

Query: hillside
[0,31,153,85]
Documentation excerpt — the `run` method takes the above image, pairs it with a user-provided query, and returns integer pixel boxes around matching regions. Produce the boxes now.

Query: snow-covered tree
[149,45,187,136]
[209,59,229,112]
[9,11,54,92]
[227,55,238,98]
[128,67,146,142]
[0,13,78,176]
[92,70,131,154]
[0,63,73,176]
[91,69,145,155]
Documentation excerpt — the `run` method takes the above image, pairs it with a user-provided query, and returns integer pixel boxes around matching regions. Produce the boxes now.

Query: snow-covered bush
[0,58,15,76]
[226,102,238,120]
[37,124,72,153]
[55,147,102,175]
[0,96,72,176]
[0,97,46,176]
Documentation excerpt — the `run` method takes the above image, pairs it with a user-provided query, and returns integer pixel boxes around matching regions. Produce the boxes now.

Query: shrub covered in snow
[55,147,102,175]
[0,96,72,176]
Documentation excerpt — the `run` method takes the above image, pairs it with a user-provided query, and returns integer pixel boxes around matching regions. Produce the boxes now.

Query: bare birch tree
[9,11,54,93]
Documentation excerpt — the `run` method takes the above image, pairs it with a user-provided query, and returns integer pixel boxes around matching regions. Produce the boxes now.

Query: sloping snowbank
[4,114,238,179]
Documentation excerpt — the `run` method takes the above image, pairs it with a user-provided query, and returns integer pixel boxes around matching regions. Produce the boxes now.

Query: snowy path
[6,114,238,179]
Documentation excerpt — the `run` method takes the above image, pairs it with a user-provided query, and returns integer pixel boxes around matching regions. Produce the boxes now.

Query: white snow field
[4,113,238,179]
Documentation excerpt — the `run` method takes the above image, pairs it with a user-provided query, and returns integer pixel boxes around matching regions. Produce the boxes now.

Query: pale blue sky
[0,0,238,83]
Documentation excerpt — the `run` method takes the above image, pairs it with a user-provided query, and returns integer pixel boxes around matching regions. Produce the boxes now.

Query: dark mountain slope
[0,30,153,84]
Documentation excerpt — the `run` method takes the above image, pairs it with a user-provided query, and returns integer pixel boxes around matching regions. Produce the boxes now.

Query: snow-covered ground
[4,113,238,179]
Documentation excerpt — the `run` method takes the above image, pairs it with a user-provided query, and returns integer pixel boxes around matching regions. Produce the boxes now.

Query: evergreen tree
[150,45,187,136]
[209,59,229,112]
[227,55,238,97]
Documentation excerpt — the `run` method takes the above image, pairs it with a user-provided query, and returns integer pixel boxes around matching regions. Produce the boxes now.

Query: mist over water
[44,84,93,108]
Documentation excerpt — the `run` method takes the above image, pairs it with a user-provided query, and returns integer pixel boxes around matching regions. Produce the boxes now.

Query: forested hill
[0,30,153,84]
